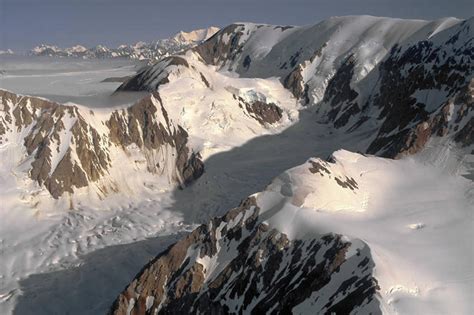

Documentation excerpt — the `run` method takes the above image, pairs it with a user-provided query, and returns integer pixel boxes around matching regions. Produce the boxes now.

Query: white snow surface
[0,56,147,108]
[256,145,473,315]
[172,26,220,43]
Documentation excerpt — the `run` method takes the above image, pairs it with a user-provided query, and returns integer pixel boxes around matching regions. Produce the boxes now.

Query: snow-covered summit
[27,26,220,61]
[172,26,220,43]
[120,15,473,158]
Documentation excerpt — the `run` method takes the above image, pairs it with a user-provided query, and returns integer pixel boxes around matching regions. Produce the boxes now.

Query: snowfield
[0,56,147,108]
[259,145,473,314]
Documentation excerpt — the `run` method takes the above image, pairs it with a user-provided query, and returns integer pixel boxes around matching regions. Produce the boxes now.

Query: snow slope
[111,143,473,314]
[262,147,473,314]
[122,15,473,157]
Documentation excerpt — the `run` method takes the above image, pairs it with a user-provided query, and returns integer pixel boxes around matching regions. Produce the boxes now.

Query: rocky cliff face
[0,90,203,198]
[109,197,379,315]
[363,20,474,156]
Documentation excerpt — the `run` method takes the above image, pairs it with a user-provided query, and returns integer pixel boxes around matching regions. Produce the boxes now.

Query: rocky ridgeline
[108,16,473,314]
[0,90,203,198]
[116,56,286,126]
[109,197,379,315]
[119,17,473,158]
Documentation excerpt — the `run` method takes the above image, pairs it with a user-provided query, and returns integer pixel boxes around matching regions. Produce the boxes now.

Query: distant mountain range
[25,27,219,61]
[0,49,15,55]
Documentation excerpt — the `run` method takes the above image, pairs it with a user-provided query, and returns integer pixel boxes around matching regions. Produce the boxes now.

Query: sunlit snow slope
[111,145,473,315]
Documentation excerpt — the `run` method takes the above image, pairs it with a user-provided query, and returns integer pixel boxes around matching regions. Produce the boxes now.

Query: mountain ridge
[0,89,204,199]
[108,15,473,315]
[118,15,473,158]
[25,27,220,61]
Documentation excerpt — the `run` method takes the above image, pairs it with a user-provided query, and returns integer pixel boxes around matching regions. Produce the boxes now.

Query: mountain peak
[172,26,220,43]
[26,26,220,61]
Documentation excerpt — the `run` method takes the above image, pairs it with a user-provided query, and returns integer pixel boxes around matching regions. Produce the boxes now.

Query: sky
[2,0,473,51]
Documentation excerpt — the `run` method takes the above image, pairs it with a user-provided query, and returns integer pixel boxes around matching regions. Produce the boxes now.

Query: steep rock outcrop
[0,90,203,198]
[364,20,474,156]
[116,57,190,92]
[235,95,283,125]
[1,90,110,198]
[109,197,379,315]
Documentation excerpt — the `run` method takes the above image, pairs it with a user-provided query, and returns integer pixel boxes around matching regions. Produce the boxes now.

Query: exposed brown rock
[243,100,283,125]
[109,197,379,314]
[283,64,307,101]
[1,89,203,198]
[107,92,204,186]
[193,24,245,67]
[71,116,110,182]
[116,56,189,92]
[1,92,103,198]
[322,55,360,128]
[43,149,89,198]
[309,159,358,190]
[199,72,210,88]
[365,32,473,157]
[308,160,331,176]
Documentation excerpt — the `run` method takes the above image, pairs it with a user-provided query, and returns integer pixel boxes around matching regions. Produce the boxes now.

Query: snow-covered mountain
[27,27,219,61]
[0,90,204,199]
[108,15,473,315]
[118,16,473,158]
[110,149,472,314]
[0,15,473,315]
[173,26,220,44]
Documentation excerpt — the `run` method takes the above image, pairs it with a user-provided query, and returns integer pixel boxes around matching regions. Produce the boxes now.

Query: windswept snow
[172,26,220,43]
[257,146,473,315]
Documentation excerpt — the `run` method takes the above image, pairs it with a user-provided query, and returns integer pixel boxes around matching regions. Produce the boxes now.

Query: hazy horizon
[2,0,473,52]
